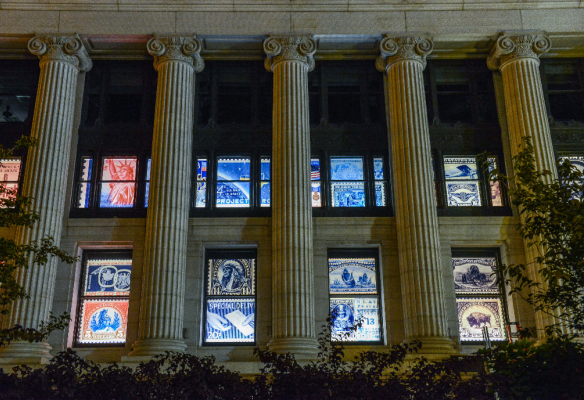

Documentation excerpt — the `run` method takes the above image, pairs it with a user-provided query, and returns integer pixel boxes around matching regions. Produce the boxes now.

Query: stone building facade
[0,1,583,372]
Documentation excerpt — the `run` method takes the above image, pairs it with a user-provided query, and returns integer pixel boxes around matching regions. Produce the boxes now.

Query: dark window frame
[327,248,384,345]
[451,248,510,345]
[541,58,584,123]
[73,249,133,348]
[202,248,258,347]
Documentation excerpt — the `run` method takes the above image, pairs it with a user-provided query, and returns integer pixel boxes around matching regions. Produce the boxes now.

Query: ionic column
[264,36,319,359]
[129,37,203,356]
[0,35,91,361]
[377,35,455,354]
[488,32,558,335]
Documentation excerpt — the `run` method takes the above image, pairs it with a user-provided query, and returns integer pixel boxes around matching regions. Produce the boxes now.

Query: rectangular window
[373,157,387,207]
[330,156,365,207]
[0,158,22,204]
[203,249,256,345]
[444,156,482,206]
[75,251,132,346]
[328,249,382,343]
[73,156,150,212]
[452,249,508,343]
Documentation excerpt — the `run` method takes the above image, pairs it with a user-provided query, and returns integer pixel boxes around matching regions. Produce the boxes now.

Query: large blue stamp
[452,257,498,294]
[329,258,377,294]
[207,258,255,296]
[216,182,250,207]
[444,157,478,180]
[330,298,380,341]
[206,298,255,343]
[331,182,365,207]
[330,157,364,181]
[84,258,132,296]
[216,158,250,181]
[446,181,481,206]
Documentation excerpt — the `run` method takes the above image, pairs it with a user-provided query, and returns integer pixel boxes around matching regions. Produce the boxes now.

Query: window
[73,155,151,213]
[452,249,508,343]
[542,59,584,123]
[74,250,133,346]
[309,61,390,217]
[193,155,269,213]
[72,61,156,218]
[328,249,382,343]
[311,155,388,210]
[425,60,509,216]
[425,60,497,125]
[437,155,502,207]
[192,61,272,217]
[203,249,256,345]
[0,158,22,204]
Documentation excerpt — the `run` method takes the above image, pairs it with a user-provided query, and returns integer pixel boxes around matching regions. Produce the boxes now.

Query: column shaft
[130,37,203,356]
[378,36,455,353]
[488,32,558,335]
[265,36,318,359]
[1,36,91,360]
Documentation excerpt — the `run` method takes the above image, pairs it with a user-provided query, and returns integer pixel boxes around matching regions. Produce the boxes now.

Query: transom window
[541,59,584,123]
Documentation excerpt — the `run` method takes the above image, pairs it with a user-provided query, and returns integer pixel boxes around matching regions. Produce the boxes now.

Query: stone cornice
[28,34,92,72]
[375,35,433,72]
[487,31,552,71]
[147,36,204,72]
[263,36,316,72]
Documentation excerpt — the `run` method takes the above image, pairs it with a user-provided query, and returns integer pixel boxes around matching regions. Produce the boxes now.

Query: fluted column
[0,36,91,361]
[264,36,318,359]
[129,37,203,356]
[377,35,455,354]
[488,32,558,335]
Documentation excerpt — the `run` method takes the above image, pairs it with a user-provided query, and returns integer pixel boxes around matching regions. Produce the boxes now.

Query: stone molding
[28,34,92,72]
[376,35,433,72]
[487,31,552,71]
[147,36,204,72]
[263,36,316,72]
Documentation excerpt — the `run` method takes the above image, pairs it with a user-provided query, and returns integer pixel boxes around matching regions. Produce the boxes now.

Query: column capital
[28,35,92,72]
[487,31,551,71]
[147,36,204,72]
[376,35,433,72]
[263,36,316,73]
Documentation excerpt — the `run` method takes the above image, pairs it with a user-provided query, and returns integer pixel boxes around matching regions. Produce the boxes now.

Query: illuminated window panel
[452,257,498,295]
[373,157,384,180]
[487,157,502,207]
[99,157,137,208]
[216,157,251,208]
[75,252,132,346]
[330,157,364,181]
[560,156,584,201]
[331,181,365,207]
[328,252,382,343]
[457,297,506,342]
[445,181,481,206]
[145,158,151,208]
[204,251,257,345]
[75,157,92,208]
[444,157,478,180]
[0,158,21,204]
[311,158,321,207]
[196,158,207,208]
[452,252,507,344]
[260,157,270,207]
